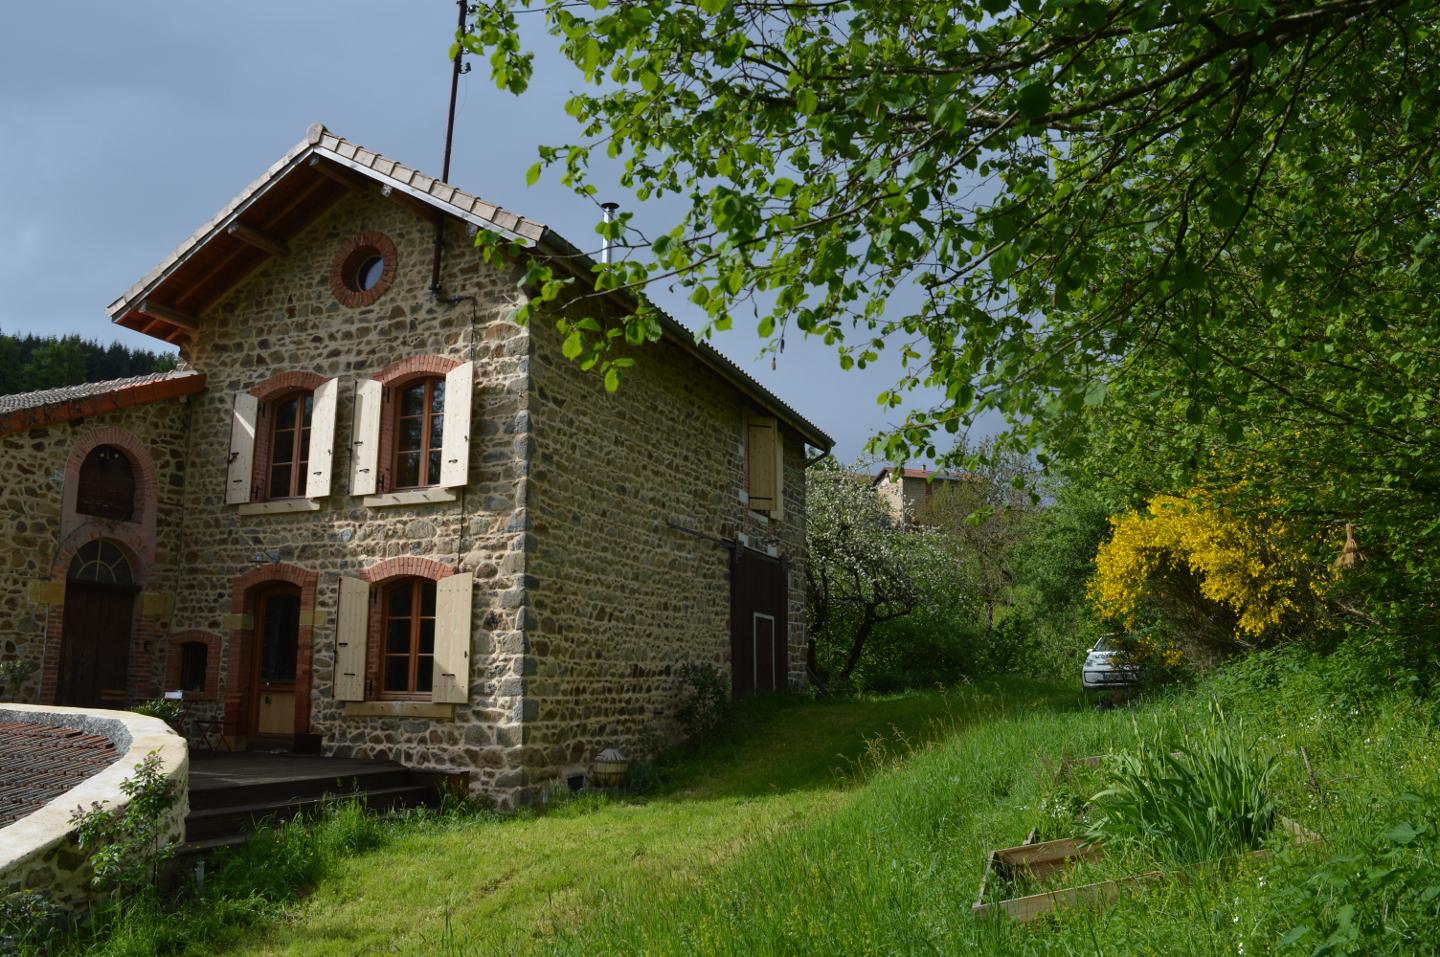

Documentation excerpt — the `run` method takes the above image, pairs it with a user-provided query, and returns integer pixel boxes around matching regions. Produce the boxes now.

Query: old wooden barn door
[731,547,788,697]
[57,540,137,708]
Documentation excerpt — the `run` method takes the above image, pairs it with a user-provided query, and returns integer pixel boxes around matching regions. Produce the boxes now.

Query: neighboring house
[871,466,966,527]
[0,124,831,806]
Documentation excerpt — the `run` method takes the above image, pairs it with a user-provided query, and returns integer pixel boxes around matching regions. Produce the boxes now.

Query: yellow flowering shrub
[1089,493,1325,640]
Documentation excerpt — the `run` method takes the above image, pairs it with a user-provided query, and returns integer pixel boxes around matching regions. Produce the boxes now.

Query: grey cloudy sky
[0,1,974,461]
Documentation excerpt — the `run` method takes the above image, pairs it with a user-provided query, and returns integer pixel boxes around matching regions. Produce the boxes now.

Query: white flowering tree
[806,460,951,687]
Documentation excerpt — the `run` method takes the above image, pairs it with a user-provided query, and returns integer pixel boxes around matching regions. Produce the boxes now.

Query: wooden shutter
[746,415,778,511]
[770,425,785,521]
[333,576,370,701]
[438,360,473,489]
[304,377,339,498]
[350,379,382,496]
[431,572,473,704]
[225,392,259,505]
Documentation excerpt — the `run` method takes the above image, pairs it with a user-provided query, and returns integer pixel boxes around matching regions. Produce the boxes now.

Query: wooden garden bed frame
[973,815,1320,922]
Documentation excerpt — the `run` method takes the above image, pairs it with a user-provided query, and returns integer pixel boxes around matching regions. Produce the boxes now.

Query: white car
[1082,636,1138,691]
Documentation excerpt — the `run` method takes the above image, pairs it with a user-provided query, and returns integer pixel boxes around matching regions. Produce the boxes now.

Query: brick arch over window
[357,556,456,585]
[373,355,462,387]
[166,630,221,701]
[61,427,159,565]
[224,564,319,740]
[248,370,328,401]
[40,534,153,706]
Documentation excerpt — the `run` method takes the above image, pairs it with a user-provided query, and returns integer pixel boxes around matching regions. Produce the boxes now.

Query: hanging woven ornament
[1334,522,1364,570]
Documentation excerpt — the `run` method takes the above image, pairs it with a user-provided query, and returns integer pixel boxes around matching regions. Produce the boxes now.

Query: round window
[355,255,385,292]
[330,232,397,307]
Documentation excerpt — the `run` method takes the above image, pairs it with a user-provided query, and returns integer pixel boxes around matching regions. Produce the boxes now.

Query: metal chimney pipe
[600,202,620,264]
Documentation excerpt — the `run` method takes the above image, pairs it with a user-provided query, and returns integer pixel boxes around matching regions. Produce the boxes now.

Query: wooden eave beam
[308,155,368,190]
[380,184,441,223]
[227,222,289,257]
[137,300,198,333]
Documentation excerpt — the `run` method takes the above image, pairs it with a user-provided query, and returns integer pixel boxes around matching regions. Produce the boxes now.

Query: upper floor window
[266,392,314,499]
[76,446,135,520]
[745,415,784,520]
[350,359,473,499]
[393,377,446,489]
[225,376,338,506]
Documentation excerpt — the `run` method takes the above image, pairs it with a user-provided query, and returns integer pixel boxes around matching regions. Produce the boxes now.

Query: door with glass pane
[252,586,301,738]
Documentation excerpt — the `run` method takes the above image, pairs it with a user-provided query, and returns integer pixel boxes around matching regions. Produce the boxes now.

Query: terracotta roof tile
[0,370,197,415]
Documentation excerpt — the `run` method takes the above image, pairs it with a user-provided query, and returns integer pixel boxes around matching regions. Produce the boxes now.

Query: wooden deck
[185,752,435,849]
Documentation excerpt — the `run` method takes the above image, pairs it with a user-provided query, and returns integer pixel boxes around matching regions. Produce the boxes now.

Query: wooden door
[58,582,136,708]
[731,547,788,697]
[252,588,301,739]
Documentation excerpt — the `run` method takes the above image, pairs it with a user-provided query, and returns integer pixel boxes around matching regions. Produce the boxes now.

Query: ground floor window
[382,577,436,695]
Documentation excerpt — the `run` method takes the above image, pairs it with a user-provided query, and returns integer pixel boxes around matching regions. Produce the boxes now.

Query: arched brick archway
[166,630,222,701]
[61,427,159,565]
[225,564,319,742]
[41,535,151,707]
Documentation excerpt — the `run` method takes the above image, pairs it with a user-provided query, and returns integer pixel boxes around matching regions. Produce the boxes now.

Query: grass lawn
[209,680,1078,957]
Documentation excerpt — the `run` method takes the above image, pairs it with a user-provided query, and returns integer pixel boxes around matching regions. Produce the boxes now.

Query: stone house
[871,466,965,527]
[0,124,831,806]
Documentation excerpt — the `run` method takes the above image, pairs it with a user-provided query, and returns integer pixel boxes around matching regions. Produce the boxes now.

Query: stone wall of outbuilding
[0,401,191,707]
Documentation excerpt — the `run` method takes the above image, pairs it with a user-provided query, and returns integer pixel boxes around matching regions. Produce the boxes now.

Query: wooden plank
[226,222,289,257]
[746,416,778,510]
[431,573,473,704]
[138,299,198,332]
[381,183,440,222]
[333,577,370,701]
[308,155,368,189]
[350,379,382,496]
[438,361,473,489]
[225,392,259,505]
[305,377,338,498]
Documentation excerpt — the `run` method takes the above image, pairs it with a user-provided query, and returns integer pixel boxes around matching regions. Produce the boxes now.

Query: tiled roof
[106,123,833,450]
[872,466,968,484]
[0,370,206,434]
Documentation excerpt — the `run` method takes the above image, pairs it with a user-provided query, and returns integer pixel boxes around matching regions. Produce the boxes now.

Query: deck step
[185,783,434,843]
[183,755,438,847]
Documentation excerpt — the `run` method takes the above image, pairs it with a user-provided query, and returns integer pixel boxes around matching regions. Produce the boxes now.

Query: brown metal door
[57,582,136,708]
[731,547,788,697]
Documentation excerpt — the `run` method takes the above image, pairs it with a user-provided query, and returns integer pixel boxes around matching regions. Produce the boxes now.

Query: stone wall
[170,191,534,802]
[522,311,810,787]
[0,401,191,706]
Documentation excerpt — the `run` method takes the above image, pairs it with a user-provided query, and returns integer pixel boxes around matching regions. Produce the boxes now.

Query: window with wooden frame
[332,572,474,704]
[380,577,436,696]
[745,414,785,519]
[392,377,446,490]
[226,377,339,505]
[350,360,474,498]
[265,391,314,499]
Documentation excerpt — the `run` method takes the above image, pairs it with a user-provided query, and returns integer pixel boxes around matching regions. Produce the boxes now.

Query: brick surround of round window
[329,231,398,308]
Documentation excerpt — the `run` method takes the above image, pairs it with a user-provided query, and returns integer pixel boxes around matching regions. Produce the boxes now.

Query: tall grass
[1085,710,1280,863]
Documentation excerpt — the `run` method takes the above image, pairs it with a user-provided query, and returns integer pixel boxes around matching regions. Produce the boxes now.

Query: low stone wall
[0,705,188,911]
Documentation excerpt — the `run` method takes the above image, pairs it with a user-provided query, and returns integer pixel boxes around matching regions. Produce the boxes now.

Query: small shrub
[0,659,37,699]
[1085,710,1279,863]
[0,890,69,956]
[130,699,184,733]
[71,752,181,895]
[675,662,729,742]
